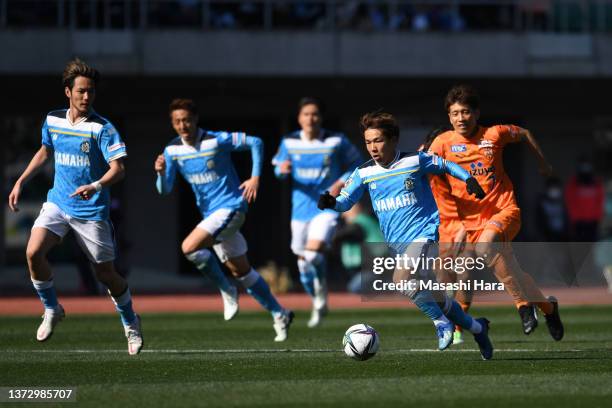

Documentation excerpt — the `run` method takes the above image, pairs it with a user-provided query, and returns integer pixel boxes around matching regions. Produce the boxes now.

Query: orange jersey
[429,173,462,241]
[428,125,522,231]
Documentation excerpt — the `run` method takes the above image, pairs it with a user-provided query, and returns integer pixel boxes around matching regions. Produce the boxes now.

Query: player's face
[171,109,198,143]
[364,128,397,165]
[448,102,479,137]
[65,76,95,116]
[298,104,322,135]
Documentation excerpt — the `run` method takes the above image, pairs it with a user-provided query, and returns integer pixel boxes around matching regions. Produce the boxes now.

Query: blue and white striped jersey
[157,128,263,217]
[42,109,127,221]
[272,129,363,221]
[335,151,470,244]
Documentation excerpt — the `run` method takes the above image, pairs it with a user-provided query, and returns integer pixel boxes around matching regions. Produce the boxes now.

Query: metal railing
[0,0,611,32]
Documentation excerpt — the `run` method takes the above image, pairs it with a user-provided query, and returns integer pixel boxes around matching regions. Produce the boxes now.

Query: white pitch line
[0,348,591,354]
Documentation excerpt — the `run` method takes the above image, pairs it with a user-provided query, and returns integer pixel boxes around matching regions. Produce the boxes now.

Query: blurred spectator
[565,158,605,242]
[536,177,568,241]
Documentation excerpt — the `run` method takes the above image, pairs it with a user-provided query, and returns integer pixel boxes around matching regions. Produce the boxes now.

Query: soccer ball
[343,324,379,361]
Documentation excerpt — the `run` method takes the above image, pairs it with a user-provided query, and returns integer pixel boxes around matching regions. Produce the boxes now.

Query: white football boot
[220,286,239,321]
[124,315,143,355]
[273,310,295,342]
[36,304,65,342]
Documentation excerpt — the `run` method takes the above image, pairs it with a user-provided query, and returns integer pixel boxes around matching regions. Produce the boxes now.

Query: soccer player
[428,84,564,340]
[155,98,294,342]
[318,111,494,360]
[7,59,143,355]
[272,97,362,327]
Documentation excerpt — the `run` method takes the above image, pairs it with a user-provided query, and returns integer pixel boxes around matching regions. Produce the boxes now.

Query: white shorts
[290,211,339,257]
[32,201,115,264]
[197,208,248,263]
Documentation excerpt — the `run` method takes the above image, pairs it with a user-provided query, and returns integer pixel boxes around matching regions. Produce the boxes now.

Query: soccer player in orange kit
[428,85,564,341]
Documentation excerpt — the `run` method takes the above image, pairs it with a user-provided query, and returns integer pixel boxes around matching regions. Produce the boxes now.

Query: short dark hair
[444,84,480,112]
[360,111,399,140]
[422,125,452,151]
[62,58,99,89]
[297,97,325,115]
[169,98,198,117]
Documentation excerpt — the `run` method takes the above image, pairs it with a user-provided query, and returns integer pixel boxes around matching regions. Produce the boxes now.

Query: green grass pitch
[1,306,612,407]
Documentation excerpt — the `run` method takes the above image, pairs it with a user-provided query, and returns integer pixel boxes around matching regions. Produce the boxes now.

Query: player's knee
[474,242,496,262]
[303,250,324,267]
[93,263,118,284]
[25,245,45,266]
[181,239,198,255]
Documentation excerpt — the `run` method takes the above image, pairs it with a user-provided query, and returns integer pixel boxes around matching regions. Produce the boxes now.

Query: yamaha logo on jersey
[404,178,415,191]
[80,141,90,153]
[207,160,215,169]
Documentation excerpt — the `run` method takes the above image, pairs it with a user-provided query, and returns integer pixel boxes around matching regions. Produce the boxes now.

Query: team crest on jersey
[370,182,377,190]
[52,133,58,141]
[451,144,467,152]
[404,178,415,191]
[80,141,90,153]
[207,160,215,169]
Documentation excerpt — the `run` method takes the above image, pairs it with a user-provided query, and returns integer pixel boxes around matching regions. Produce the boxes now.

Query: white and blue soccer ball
[343,324,379,361]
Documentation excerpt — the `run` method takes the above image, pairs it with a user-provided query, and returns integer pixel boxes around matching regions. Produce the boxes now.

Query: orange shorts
[438,218,463,243]
[466,206,521,243]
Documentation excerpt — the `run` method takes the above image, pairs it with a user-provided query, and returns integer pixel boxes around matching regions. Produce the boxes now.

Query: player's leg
[71,218,143,355]
[303,212,338,327]
[291,220,316,298]
[216,233,294,342]
[183,210,238,320]
[475,217,563,340]
[28,202,69,341]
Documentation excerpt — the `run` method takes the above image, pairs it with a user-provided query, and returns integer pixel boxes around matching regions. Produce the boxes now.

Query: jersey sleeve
[339,136,364,181]
[271,139,290,179]
[41,117,53,148]
[156,148,177,195]
[335,168,366,212]
[419,151,470,181]
[99,124,127,163]
[215,131,263,177]
[495,125,523,146]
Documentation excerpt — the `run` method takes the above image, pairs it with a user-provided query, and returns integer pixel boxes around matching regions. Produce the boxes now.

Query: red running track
[1,288,611,316]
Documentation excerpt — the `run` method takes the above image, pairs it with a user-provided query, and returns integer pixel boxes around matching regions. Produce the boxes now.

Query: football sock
[304,250,327,309]
[297,259,316,298]
[412,289,445,321]
[186,249,234,293]
[110,287,136,325]
[31,278,59,310]
[238,269,284,317]
[444,298,482,334]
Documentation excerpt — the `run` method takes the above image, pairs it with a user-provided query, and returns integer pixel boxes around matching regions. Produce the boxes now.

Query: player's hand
[154,154,166,173]
[452,225,467,257]
[539,162,553,178]
[8,182,22,212]
[278,160,292,174]
[329,179,345,197]
[466,177,486,199]
[318,191,336,210]
[239,176,260,203]
[70,184,97,200]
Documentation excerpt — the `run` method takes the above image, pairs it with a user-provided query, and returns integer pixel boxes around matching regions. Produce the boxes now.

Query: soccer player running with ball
[154,99,293,342]
[272,97,362,328]
[318,111,494,360]
[428,85,564,340]
[7,59,143,355]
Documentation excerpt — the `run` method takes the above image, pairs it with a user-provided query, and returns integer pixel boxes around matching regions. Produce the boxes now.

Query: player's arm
[419,151,485,199]
[155,150,176,195]
[71,124,127,200]
[238,135,263,203]
[511,126,553,177]
[271,139,291,180]
[318,168,365,212]
[8,145,52,212]
[330,136,364,197]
